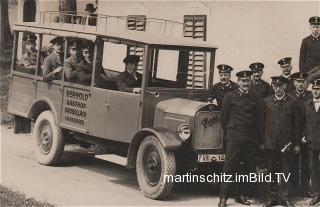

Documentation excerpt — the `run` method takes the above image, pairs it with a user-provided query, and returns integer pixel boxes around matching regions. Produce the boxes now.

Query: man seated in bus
[42,36,64,81]
[21,32,45,74]
[64,38,81,82]
[75,40,95,85]
[116,55,142,93]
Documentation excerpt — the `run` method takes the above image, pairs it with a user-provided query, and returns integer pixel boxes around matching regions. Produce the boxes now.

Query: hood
[156,98,210,117]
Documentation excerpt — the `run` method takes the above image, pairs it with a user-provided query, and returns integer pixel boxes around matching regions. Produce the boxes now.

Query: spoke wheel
[33,111,65,165]
[136,135,176,200]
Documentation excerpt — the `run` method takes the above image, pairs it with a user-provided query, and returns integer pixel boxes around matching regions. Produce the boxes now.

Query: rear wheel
[33,111,65,165]
[136,135,176,199]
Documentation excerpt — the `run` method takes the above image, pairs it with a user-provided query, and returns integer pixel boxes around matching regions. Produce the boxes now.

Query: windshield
[148,48,211,89]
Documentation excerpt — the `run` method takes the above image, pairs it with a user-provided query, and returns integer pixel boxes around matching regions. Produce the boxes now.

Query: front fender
[126,127,182,169]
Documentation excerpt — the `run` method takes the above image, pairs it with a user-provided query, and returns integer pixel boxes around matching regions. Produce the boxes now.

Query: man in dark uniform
[116,55,142,93]
[42,36,64,81]
[262,76,300,207]
[21,32,45,74]
[75,40,95,85]
[302,79,320,206]
[64,38,81,82]
[209,64,238,110]
[218,70,262,207]
[288,72,313,196]
[249,62,271,98]
[299,16,320,79]
[278,57,295,92]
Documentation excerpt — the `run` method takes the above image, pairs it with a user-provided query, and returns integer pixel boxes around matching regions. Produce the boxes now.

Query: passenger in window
[83,3,97,26]
[42,37,64,81]
[116,55,142,93]
[64,38,81,81]
[21,33,45,74]
[75,40,95,85]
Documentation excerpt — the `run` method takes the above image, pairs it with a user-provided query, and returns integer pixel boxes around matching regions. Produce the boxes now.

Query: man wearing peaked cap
[116,54,142,93]
[249,62,271,98]
[42,36,64,81]
[209,64,238,110]
[302,78,320,206]
[288,72,313,197]
[299,16,320,75]
[261,75,300,207]
[278,57,295,92]
[21,32,45,74]
[64,38,81,82]
[75,40,96,85]
[218,70,262,207]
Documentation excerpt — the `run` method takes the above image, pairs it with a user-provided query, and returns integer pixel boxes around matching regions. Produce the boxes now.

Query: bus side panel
[35,81,62,121]
[8,75,35,116]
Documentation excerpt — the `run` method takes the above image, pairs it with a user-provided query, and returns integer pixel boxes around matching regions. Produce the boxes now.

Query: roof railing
[38,11,186,37]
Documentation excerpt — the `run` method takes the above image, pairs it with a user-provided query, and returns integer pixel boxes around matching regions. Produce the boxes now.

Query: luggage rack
[38,11,186,37]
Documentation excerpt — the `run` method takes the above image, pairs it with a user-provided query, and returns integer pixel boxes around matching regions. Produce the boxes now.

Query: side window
[96,40,143,92]
[64,38,94,86]
[40,35,65,81]
[184,15,207,89]
[127,15,146,73]
[14,31,42,75]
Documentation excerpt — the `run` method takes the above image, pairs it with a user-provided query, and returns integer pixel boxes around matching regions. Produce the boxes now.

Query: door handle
[32,80,36,85]
[105,103,110,111]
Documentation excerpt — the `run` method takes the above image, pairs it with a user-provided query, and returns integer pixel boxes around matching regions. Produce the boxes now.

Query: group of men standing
[216,16,320,207]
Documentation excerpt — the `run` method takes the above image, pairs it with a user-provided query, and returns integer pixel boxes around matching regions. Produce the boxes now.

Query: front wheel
[33,110,65,165]
[136,135,176,200]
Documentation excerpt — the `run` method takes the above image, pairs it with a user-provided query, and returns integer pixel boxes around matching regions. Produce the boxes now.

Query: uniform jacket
[42,52,63,81]
[221,89,262,143]
[303,97,320,150]
[64,55,79,81]
[209,81,238,110]
[262,94,300,150]
[76,60,93,85]
[299,35,320,73]
[251,79,272,98]
[21,50,45,74]
[116,70,142,92]
[281,75,295,93]
[288,90,312,140]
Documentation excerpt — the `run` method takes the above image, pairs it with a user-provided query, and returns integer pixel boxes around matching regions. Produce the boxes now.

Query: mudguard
[126,127,182,169]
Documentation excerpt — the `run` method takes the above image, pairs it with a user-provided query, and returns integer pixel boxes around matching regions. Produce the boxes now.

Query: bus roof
[13,22,218,50]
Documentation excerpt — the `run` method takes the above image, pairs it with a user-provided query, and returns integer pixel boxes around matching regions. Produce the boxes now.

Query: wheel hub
[38,121,53,154]
[143,147,161,186]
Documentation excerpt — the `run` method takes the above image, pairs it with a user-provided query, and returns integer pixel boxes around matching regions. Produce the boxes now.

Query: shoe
[310,194,320,206]
[235,196,251,205]
[281,200,294,207]
[218,197,227,207]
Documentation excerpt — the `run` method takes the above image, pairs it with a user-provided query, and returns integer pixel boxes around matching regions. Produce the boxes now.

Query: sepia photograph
[0,0,320,206]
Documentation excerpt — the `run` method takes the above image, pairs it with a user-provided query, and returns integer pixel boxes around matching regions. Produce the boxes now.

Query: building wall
[14,0,320,82]
[97,0,319,82]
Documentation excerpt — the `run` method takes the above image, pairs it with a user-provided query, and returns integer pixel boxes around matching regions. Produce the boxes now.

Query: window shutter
[184,15,207,89]
[127,15,147,73]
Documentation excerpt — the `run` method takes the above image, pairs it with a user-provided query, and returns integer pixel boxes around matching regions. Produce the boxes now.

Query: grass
[0,185,55,207]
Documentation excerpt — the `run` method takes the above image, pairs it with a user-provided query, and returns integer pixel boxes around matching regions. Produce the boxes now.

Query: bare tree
[0,0,12,64]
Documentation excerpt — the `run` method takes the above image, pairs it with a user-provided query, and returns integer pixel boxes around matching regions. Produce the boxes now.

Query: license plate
[197,154,225,162]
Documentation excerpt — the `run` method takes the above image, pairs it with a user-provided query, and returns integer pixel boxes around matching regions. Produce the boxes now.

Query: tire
[136,135,176,200]
[33,110,65,165]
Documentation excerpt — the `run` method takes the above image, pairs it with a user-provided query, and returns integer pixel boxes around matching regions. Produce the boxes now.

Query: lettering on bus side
[62,88,90,127]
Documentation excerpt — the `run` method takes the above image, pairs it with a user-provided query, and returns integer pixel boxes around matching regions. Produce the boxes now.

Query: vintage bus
[8,12,223,199]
